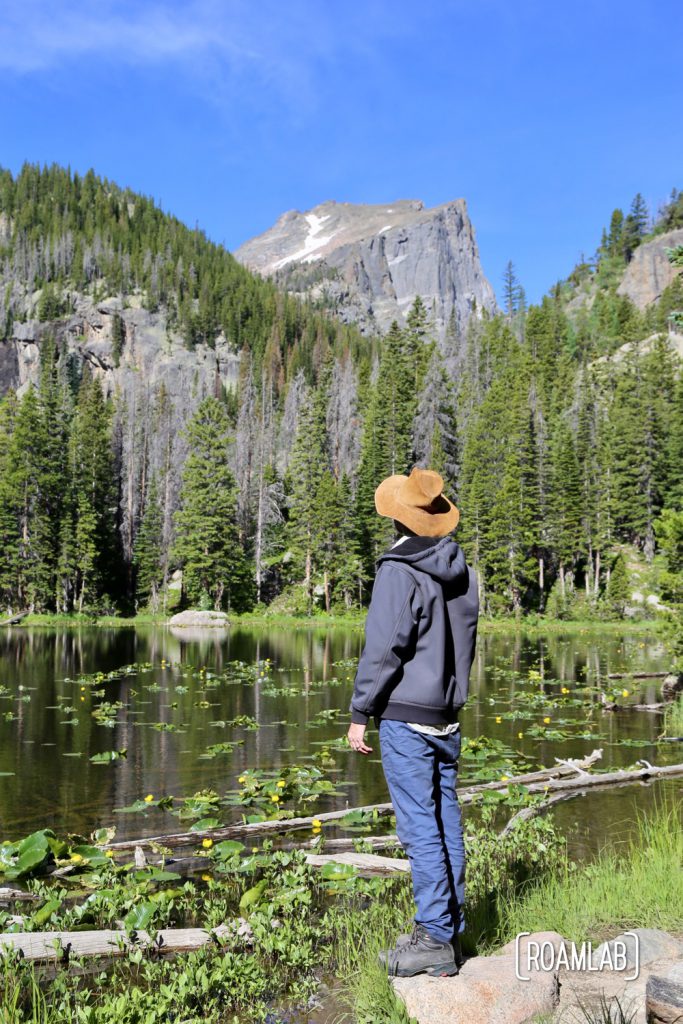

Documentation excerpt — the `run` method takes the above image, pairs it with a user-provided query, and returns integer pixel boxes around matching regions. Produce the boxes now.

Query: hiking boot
[396,927,464,967]
[379,923,459,977]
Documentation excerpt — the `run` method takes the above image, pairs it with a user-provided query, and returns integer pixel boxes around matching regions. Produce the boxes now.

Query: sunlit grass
[495,800,683,946]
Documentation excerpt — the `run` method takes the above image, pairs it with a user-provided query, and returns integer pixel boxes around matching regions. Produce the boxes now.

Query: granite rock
[235,198,497,341]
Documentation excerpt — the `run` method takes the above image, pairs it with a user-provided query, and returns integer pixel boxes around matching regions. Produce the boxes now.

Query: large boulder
[392,939,560,1024]
[168,610,230,628]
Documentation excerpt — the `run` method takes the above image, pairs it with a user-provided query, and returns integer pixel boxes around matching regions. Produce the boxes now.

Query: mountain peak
[235,197,494,338]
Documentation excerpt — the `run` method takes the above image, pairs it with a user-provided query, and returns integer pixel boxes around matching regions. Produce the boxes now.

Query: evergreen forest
[1,165,682,620]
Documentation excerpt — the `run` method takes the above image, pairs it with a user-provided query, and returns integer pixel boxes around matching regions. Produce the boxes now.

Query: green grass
[494,801,683,948]
[663,694,683,737]
[326,881,418,1024]
[14,610,665,634]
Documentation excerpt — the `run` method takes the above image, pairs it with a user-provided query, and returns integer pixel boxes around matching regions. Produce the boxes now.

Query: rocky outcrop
[0,294,241,402]
[235,198,497,340]
[392,929,683,1024]
[0,296,242,566]
[617,228,683,308]
[393,931,563,1024]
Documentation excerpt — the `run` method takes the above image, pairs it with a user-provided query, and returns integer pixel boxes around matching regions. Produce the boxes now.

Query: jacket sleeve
[449,565,479,709]
[349,563,418,725]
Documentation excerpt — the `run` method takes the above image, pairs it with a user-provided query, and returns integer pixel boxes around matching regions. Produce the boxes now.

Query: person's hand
[347,722,373,754]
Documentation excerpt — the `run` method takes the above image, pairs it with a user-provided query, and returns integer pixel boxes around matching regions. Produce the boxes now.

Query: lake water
[0,624,680,859]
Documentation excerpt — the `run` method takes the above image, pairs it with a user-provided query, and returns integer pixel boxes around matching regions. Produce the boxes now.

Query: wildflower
[80,686,86,691]
[202,838,213,849]
[543,717,551,724]
[144,794,154,803]
[501,775,509,782]
[495,716,502,724]
[276,780,286,788]
[518,731,524,739]
[312,819,322,829]
[252,847,258,854]
[561,687,569,694]
[201,874,212,882]
[238,775,246,784]
[312,827,321,835]
[70,853,83,864]
[80,696,85,701]
[622,689,629,697]
[106,850,114,858]
[270,794,280,803]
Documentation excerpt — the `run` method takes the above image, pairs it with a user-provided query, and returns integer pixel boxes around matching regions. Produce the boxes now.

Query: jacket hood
[377,535,468,584]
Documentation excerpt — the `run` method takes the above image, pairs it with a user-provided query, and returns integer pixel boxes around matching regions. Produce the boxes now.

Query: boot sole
[393,961,460,978]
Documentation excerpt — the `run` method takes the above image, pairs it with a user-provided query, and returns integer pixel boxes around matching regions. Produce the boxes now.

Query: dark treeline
[0,166,681,619]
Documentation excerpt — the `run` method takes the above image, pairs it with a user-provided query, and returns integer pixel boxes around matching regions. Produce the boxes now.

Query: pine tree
[605,552,629,617]
[667,371,683,508]
[502,261,522,319]
[285,389,326,608]
[412,345,458,494]
[622,193,649,262]
[60,372,119,612]
[111,313,125,367]
[547,417,583,598]
[485,384,540,614]
[133,477,164,610]
[173,397,249,611]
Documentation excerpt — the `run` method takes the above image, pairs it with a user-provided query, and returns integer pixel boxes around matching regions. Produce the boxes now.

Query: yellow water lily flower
[312,819,322,829]
[144,794,154,803]
[312,827,321,835]
[202,838,213,849]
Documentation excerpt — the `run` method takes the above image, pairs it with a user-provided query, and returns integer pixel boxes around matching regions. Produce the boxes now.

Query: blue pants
[378,719,465,944]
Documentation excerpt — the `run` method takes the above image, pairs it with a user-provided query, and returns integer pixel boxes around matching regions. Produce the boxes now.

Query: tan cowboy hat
[374,466,459,537]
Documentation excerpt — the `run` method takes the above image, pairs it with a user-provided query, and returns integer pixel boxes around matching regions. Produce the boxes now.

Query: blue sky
[0,0,681,304]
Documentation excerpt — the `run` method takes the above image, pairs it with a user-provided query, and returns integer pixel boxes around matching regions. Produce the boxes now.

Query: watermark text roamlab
[515,932,639,982]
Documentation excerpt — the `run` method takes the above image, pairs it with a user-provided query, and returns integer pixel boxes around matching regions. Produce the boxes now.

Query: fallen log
[0,922,240,963]
[601,693,668,712]
[606,671,669,680]
[0,611,28,627]
[306,851,409,875]
[500,791,583,836]
[107,750,605,852]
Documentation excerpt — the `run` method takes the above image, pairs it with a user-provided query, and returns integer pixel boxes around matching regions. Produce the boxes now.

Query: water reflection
[0,624,678,860]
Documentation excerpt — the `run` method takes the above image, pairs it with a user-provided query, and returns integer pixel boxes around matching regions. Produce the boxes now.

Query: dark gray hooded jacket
[350,535,479,726]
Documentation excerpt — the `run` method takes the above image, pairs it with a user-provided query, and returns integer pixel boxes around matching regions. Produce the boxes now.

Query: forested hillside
[0,165,681,619]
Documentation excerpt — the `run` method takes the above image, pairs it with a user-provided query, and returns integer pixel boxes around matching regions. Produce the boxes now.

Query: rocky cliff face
[0,297,243,563]
[235,198,496,340]
[617,227,683,308]
[0,295,241,402]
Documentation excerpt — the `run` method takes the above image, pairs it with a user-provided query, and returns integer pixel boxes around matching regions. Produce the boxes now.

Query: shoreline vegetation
[5,610,669,635]
[1,803,680,1024]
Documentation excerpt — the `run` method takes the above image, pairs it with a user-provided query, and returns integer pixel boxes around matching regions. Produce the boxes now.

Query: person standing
[347,466,479,978]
